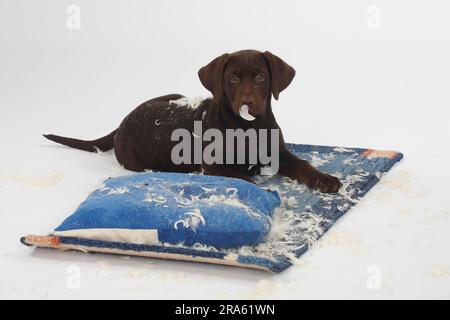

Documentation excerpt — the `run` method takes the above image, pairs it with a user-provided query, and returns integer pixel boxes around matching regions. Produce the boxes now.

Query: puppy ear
[263,51,296,100]
[198,53,229,104]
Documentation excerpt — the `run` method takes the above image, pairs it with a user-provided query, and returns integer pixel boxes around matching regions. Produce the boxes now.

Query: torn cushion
[53,172,281,249]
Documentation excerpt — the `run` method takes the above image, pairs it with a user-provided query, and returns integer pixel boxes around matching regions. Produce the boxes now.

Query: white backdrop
[1,0,449,299]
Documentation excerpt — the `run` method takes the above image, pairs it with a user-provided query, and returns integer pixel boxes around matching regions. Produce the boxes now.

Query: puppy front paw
[304,171,342,193]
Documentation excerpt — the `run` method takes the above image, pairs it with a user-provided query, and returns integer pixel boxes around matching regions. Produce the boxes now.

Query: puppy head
[198,50,295,119]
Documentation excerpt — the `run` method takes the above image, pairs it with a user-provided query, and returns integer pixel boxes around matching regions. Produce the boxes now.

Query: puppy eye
[255,73,265,82]
[229,74,240,83]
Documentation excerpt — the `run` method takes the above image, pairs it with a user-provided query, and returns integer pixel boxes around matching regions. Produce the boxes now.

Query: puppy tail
[43,130,117,152]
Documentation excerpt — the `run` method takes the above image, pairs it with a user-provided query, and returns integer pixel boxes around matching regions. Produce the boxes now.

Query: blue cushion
[53,172,281,249]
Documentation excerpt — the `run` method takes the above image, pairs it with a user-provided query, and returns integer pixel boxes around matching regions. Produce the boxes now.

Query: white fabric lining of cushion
[53,228,159,245]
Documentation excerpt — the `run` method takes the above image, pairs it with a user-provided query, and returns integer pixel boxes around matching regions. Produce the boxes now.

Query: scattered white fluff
[174,208,206,233]
[192,242,220,252]
[214,188,333,265]
[309,152,329,167]
[225,188,238,197]
[224,253,239,261]
[331,171,344,179]
[334,146,353,153]
[201,187,217,193]
[260,166,277,176]
[169,96,204,109]
[342,157,356,165]
[375,171,384,179]
[338,172,367,204]
[102,187,129,195]
[239,104,256,121]
[144,193,167,205]
[155,119,161,125]
[175,190,192,206]
[93,147,105,154]
[324,152,336,161]
[285,196,297,208]
[337,202,350,212]
[160,241,219,253]
[319,194,334,202]
[296,211,327,246]
[173,187,262,219]
[281,178,308,193]
[232,207,328,264]
[214,196,261,218]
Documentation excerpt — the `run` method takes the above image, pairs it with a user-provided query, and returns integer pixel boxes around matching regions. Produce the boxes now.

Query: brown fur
[44,50,342,193]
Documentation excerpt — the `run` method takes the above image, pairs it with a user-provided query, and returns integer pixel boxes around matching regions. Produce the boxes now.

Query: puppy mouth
[239,104,256,121]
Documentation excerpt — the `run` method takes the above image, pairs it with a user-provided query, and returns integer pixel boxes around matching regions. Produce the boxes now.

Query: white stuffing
[101,187,130,195]
[375,171,384,179]
[309,152,329,167]
[338,172,368,204]
[144,193,167,205]
[231,206,330,263]
[174,187,262,219]
[260,166,277,176]
[334,146,353,153]
[342,157,356,165]
[192,243,220,252]
[169,96,204,109]
[285,196,297,208]
[239,104,256,121]
[174,208,206,233]
[174,190,192,206]
[93,146,106,154]
[201,187,217,193]
[225,188,238,197]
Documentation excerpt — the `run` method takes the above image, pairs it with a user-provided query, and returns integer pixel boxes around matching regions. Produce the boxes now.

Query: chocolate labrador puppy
[44,50,342,193]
